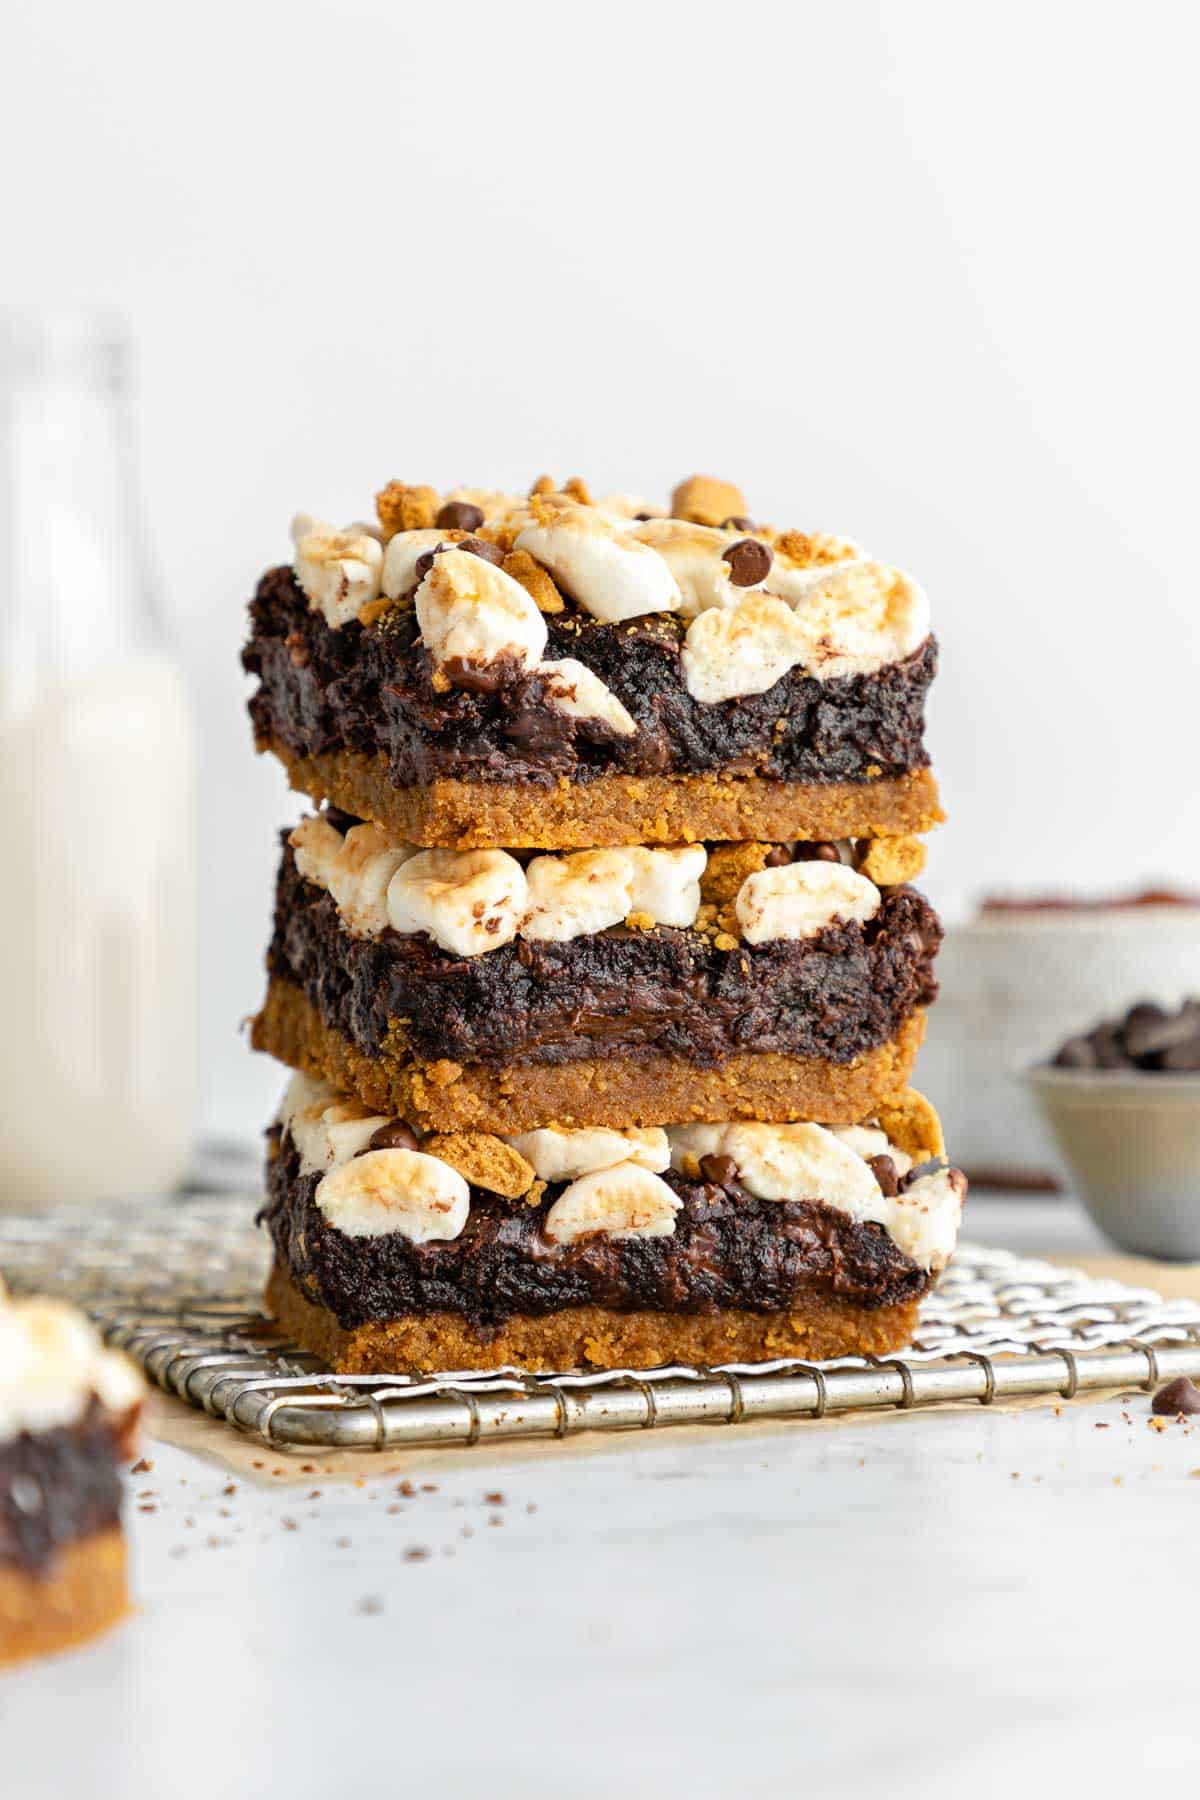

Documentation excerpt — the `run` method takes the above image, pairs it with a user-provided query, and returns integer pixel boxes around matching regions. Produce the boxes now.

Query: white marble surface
[3,1197,1198,1797]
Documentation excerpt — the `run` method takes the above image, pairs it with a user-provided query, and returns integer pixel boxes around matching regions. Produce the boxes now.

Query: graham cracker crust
[265,1259,924,1375]
[0,1529,129,1669]
[252,978,927,1133]
[260,738,944,851]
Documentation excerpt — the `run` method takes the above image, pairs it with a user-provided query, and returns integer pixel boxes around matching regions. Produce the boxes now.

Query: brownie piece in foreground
[0,1286,143,1668]
[252,814,940,1134]
[260,1072,966,1373]
[243,475,944,850]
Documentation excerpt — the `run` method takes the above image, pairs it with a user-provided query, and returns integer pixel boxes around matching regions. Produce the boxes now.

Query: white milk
[0,656,197,1207]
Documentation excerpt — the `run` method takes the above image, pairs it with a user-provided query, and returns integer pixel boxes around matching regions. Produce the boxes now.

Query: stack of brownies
[242,472,966,1373]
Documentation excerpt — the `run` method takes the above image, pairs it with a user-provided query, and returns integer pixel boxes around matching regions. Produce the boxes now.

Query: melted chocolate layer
[244,567,936,787]
[266,842,941,1071]
[0,1404,123,1575]
[261,1135,927,1332]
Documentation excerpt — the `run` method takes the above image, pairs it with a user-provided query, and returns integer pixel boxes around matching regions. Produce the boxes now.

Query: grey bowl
[1025,1067,1200,1260]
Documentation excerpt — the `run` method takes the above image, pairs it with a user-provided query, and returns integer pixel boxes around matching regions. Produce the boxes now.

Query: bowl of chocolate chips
[1026,998,1200,1259]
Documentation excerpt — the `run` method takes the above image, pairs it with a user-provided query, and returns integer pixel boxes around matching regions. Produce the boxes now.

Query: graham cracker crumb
[562,476,592,505]
[529,474,556,497]
[502,548,564,613]
[774,530,858,568]
[426,1059,463,1089]
[624,910,656,931]
[421,1133,535,1198]
[858,834,927,887]
[670,474,747,527]
[701,842,776,907]
[713,930,739,953]
[376,482,439,537]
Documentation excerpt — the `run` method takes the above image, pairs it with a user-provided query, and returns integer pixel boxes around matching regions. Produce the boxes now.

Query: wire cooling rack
[2,1194,1199,1451]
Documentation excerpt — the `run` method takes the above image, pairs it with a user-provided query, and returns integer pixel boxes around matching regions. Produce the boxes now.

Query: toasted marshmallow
[623,844,706,928]
[595,492,666,524]
[279,1071,388,1175]
[387,848,528,957]
[680,591,805,703]
[668,1121,883,1217]
[538,658,636,737]
[315,1149,470,1244]
[416,547,547,685]
[520,848,633,943]
[829,1124,914,1179]
[516,500,681,623]
[630,519,761,617]
[780,560,930,680]
[507,1126,670,1183]
[291,515,384,628]
[381,529,455,600]
[290,815,417,937]
[0,1291,143,1441]
[890,1165,966,1272]
[735,861,880,945]
[543,1162,681,1244]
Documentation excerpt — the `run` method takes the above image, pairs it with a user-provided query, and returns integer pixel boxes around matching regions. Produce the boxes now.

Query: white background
[4,0,1199,1141]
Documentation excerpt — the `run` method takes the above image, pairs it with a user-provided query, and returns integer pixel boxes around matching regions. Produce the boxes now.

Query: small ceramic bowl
[1025,1067,1200,1260]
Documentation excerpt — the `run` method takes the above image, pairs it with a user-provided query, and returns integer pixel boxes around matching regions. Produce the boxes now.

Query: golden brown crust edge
[251,978,928,1134]
[265,1259,923,1375]
[258,739,944,851]
[0,1530,129,1669]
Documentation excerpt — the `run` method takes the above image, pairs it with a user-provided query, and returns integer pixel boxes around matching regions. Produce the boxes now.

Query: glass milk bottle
[0,314,197,1208]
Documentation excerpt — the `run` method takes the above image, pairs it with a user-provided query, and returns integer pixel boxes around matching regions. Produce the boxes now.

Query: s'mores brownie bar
[252,812,941,1135]
[261,1074,966,1373]
[0,1285,143,1667]
[243,474,944,852]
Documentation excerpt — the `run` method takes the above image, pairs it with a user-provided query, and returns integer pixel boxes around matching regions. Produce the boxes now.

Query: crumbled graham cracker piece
[857,835,926,887]
[502,548,564,613]
[700,842,777,907]
[376,482,439,537]
[670,474,747,527]
[561,476,592,505]
[529,474,556,497]
[422,1133,535,1198]
[624,910,656,932]
[875,1090,944,1163]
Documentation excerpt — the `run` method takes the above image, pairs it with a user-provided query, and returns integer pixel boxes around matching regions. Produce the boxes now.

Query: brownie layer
[0,1404,124,1577]
[267,1259,924,1374]
[245,564,937,801]
[253,977,927,1133]
[267,842,941,1073]
[261,1133,930,1337]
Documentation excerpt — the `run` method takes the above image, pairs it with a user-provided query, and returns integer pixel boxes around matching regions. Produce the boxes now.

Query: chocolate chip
[458,535,505,566]
[414,536,504,583]
[1161,1032,1200,1071]
[721,515,755,531]
[764,844,794,867]
[436,500,485,532]
[699,1153,739,1189]
[441,654,515,694]
[1052,995,1200,1073]
[1151,1375,1200,1416]
[366,1120,419,1153]
[721,537,773,588]
[324,807,364,836]
[867,1154,899,1198]
[794,841,843,864]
